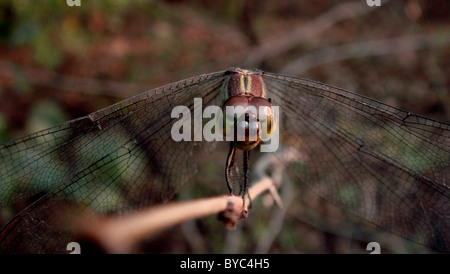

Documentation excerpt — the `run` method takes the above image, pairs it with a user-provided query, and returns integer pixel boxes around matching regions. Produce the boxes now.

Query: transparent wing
[263,72,450,252]
[0,70,227,253]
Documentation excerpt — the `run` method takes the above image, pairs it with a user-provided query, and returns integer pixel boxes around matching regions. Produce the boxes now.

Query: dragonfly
[0,67,448,253]
[221,68,277,207]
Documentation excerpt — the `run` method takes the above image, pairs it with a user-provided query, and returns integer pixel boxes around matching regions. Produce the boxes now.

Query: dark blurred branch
[253,149,297,253]
[279,32,450,75]
[0,60,146,98]
[243,0,387,66]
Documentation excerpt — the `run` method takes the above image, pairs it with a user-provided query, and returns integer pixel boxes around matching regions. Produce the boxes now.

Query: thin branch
[0,60,146,98]
[279,33,450,75]
[253,147,299,253]
[69,176,276,253]
[242,0,385,66]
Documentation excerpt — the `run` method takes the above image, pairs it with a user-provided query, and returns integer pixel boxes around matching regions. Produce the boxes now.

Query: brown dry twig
[69,176,278,253]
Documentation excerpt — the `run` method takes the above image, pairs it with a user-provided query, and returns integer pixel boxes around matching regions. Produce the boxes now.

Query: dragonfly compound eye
[221,95,277,150]
[222,96,263,150]
[249,97,277,139]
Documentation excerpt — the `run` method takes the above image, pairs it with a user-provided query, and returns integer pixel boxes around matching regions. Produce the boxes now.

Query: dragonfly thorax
[223,67,267,99]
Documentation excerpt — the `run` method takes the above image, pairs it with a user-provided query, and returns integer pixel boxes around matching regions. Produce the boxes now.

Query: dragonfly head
[222,95,277,150]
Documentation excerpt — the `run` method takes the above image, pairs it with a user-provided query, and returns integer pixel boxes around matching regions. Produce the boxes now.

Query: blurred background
[0,0,448,253]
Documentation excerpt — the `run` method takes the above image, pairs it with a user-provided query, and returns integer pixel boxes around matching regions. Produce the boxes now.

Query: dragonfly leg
[242,150,251,207]
[247,190,252,209]
[225,143,238,195]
